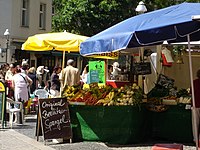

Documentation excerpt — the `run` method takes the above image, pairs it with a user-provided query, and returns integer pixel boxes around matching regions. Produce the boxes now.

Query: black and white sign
[37,98,72,140]
[133,62,152,75]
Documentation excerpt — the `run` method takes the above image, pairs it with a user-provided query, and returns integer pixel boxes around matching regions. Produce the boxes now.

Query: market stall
[79,2,200,148]
[68,105,193,144]
[25,3,200,146]
[57,81,193,144]
[150,104,193,143]
[69,105,148,144]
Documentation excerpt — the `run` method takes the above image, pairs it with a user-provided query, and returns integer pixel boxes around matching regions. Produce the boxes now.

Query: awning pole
[62,50,66,69]
[187,34,198,150]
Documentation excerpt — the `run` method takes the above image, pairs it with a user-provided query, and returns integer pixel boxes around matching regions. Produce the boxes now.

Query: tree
[145,0,200,11]
[52,0,138,36]
[52,0,200,36]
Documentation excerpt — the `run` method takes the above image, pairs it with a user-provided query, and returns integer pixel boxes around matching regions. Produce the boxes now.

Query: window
[39,3,46,29]
[52,5,55,17]
[21,0,29,27]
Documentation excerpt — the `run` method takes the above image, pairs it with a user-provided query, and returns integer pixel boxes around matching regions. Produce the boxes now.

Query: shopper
[5,63,16,98]
[59,59,80,93]
[50,66,61,97]
[21,59,29,74]
[5,63,16,81]
[192,69,200,144]
[36,66,45,88]
[27,67,37,94]
[12,67,33,123]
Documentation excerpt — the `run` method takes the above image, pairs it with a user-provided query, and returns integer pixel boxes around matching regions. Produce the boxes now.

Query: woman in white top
[12,67,33,103]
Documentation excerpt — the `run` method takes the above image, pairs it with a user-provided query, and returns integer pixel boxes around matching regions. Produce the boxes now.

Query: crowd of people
[0,58,125,124]
[0,58,84,102]
[0,58,83,123]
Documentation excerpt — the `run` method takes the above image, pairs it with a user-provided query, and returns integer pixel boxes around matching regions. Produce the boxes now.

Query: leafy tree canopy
[52,0,200,36]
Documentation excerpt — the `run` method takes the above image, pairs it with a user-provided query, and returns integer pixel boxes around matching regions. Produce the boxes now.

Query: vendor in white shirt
[81,65,89,84]
[111,62,121,80]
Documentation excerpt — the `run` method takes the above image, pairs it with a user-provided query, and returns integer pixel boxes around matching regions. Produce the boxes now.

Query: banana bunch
[95,92,115,106]
[62,86,76,99]
[178,97,191,104]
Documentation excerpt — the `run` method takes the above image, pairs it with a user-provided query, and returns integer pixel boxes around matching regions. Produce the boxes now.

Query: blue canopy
[80,2,200,56]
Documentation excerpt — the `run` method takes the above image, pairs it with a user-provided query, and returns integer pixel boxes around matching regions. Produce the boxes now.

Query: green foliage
[52,0,137,36]
[172,45,185,56]
[52,0,200,36]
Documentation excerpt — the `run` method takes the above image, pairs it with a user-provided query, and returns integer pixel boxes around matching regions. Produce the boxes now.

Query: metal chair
[6,97,24,128]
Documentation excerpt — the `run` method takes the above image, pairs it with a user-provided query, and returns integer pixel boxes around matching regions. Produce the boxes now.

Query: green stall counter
[69,105,148,144]
[151,104,193,143]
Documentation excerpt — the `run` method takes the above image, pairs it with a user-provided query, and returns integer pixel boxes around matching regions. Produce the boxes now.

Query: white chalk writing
[44,114,69,133]
[42,107,67,119]
[42,99,65,110]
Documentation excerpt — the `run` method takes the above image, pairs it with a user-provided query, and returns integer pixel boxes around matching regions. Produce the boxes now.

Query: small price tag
[185,104,191,110]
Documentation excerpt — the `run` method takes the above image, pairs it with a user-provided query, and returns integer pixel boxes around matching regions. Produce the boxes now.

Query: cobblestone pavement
[6,114,197,150]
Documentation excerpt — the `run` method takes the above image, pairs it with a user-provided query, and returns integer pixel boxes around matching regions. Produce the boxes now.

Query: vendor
[111,62,121,80]
[81,65,89,84]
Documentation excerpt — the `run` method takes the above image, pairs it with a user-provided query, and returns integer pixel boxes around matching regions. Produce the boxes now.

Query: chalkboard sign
[133,62,151,75]
[37,98,72,141]
[157,74,175,89]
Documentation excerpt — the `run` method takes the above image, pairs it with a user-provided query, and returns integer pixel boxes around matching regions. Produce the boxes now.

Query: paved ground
[0,129,55,150]
[0,114,198,150]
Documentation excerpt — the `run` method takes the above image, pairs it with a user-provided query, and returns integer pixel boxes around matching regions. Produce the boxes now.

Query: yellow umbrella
[22,31,89,68]
[22,31,89,52]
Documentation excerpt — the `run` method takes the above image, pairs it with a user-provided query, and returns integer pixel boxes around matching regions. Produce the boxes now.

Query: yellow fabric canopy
[22,31,89,52]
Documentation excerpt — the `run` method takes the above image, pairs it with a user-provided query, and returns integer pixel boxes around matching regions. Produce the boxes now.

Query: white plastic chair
[34,89,50,99]
[6,97,24,128]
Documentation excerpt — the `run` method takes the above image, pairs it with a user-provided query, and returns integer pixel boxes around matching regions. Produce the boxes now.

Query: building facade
[0,0,52,66]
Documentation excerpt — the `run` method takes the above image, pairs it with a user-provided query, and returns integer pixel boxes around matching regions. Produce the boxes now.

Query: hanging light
[135,1,147,14]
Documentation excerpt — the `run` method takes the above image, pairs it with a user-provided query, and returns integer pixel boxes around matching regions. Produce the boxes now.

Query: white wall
[164,52,200,89]
[0,0,52,64]
[11,0,52,40]
[0,0,12,38]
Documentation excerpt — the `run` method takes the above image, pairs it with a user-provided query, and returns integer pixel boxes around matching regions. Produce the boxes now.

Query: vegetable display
[62,83,143,106]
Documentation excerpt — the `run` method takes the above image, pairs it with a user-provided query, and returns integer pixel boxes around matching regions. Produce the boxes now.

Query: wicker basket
[146,104,168,112]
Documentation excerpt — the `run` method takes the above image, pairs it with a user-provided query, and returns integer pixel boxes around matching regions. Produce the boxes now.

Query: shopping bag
[161,47,173,66]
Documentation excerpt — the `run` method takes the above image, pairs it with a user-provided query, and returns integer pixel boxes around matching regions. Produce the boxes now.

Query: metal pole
[187,34,198,150]
[5,38,9,63]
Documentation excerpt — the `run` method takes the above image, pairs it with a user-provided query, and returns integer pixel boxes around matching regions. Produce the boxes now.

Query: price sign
[133,62,152,75]
[89,61,105,84]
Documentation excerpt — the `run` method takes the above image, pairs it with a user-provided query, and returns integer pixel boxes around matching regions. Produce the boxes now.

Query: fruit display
[178,97,191,104]
[61,82,191,108]
[61,83,143,106]
[62,85,81,100]
[146,87,192,110]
